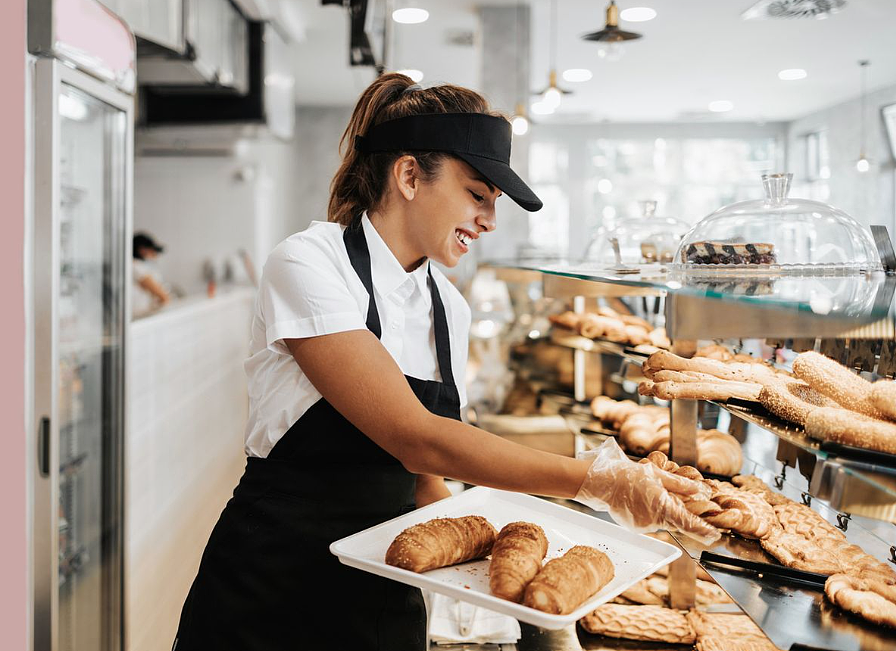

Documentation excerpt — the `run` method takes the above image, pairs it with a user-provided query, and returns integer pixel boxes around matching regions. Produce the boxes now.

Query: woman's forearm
[403,414,592,500]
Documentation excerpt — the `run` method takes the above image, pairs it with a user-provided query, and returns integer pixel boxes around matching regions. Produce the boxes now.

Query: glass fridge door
[55,79,127,651]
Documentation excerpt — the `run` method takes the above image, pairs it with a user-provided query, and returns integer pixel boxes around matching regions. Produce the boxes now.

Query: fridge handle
[38,416,50,477]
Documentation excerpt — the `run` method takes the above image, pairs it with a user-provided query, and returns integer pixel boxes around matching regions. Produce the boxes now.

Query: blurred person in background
[132,232,169,316]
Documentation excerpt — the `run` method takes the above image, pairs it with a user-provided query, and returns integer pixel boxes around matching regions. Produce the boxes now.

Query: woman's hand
[574,438,720,545]
[415,474,451,508]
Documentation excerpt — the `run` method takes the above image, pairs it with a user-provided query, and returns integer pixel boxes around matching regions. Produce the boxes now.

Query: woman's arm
[415,474,452,507]
[138,275,170,305]
[285,331,591,499]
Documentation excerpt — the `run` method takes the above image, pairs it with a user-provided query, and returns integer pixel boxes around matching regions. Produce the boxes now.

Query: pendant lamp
[582,1,642,62]
[531,0,571,115]
[511,2,529,134]
[856,60,872,173]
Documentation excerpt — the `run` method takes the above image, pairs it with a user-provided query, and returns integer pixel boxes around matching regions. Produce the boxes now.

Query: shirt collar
[361,212,430,298]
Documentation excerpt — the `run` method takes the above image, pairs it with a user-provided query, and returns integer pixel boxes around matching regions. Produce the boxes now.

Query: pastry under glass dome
[673,173,882,276]
[584,201,691,267]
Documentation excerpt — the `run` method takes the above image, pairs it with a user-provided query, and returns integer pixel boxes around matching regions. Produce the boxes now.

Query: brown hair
[328,73,500,226]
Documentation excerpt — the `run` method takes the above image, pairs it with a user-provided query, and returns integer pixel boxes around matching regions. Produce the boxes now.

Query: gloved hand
[574,437,721,545]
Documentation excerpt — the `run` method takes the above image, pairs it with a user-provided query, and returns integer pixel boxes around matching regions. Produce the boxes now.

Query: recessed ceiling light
[396,69,424,83]
[708,100,734,112]
[563,68,593,82]
[620,7,656,22]
[778,68,807,81]
[392,8,429,24]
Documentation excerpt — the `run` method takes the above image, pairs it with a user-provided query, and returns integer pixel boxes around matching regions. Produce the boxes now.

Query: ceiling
[284,0,896,123]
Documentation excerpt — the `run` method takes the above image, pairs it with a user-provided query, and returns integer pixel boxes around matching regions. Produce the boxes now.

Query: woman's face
[407,157,501,267]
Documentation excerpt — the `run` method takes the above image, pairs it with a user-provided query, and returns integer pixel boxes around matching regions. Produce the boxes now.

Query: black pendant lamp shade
[582,0,643,43]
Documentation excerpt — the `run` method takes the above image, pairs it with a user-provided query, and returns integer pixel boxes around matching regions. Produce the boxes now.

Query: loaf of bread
[643,350,780,384]
[579,604,695,644]
[548,311,581,330]
[488,522,548,603]
[804,407,896,454]
[792,351,884,419]
[523,546,615,614]
[385,516,497,573]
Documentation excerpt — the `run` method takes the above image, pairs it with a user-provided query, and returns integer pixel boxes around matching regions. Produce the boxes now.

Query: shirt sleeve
[260,236,366,351]
[132,259,149,281]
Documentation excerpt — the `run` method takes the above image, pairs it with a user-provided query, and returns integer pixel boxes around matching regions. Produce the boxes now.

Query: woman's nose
[476,207,497,233]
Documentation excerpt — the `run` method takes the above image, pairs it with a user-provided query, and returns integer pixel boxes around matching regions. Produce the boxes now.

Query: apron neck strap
[343,215,456,388]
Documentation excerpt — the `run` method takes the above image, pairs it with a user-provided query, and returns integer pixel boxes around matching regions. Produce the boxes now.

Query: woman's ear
[392,155,419,201]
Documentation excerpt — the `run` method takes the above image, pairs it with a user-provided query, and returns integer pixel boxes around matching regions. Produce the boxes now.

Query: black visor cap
[354,113,543,212]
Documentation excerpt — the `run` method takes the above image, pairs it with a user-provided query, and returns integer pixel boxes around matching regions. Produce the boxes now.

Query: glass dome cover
[585,201,691,267]
[674,173,882,275]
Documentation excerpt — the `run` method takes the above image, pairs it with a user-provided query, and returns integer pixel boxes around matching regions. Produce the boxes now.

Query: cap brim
[455,153,543,212]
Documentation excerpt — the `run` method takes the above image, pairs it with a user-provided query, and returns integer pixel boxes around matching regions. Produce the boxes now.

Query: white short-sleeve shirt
[243,213,471,458]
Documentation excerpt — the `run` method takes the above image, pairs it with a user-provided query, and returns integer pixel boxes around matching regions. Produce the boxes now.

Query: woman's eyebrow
[472,175,500,195]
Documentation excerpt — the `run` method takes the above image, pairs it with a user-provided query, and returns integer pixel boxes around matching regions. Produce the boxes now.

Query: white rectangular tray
[329,487,681,630]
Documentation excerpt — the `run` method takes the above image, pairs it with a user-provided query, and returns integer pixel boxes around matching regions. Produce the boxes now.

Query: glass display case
[584,200,691,268]
[674,173,882,275]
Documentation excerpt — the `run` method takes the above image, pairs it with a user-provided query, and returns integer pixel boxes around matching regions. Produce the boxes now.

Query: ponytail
[328,73,498,226]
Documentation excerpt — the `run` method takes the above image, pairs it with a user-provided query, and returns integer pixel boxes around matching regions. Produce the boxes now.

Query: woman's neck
[367,208,427,272]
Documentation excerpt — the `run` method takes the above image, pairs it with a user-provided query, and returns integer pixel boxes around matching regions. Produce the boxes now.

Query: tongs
[700,551,829,589]
[453,599,478,637]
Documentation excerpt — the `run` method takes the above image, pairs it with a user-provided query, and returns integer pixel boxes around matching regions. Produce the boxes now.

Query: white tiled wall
[126,289,253,651]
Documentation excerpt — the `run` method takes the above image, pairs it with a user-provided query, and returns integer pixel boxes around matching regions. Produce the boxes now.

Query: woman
[173,74,715,651]
[132,232,170,317]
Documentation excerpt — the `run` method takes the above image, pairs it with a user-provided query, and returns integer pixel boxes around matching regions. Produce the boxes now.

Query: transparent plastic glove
[574,438,721,545]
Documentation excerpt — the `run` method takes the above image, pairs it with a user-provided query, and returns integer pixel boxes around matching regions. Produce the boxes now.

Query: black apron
[173,217,461,651]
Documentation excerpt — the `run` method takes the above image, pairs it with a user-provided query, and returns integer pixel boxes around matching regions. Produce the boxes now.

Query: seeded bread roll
[792,351,884,419]
[804,407,896,454]
[870,380,896,421]
[758,381,838,426]
[385,516,497,573]
[523,546,615,614]
[488,522,549,603]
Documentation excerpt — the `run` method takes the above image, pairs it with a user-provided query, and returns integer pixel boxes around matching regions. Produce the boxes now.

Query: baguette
[644,350,779,384]
[385,516,497,573]
[523,546,614,614]
[804,407,896,454]
[792,351,885,419]
[642,379,763,402]
[488,522,549,603]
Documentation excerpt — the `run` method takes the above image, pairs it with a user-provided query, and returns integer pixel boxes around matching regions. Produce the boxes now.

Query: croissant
[523,546,615,614]
[385,516,497,573]
[696,429,742,477]
[488,522,549,603]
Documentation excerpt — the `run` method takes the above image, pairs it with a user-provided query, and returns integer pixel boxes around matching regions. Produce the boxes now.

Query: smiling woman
[171,72,714,651]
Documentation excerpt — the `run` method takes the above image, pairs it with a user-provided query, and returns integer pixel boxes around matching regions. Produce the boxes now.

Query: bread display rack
[487,260,896,651]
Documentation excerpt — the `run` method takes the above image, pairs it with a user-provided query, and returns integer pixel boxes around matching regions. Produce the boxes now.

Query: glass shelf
[485,260,896,338]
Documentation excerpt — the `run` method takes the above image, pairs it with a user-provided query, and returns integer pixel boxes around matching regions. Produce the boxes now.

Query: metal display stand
[501,263,896,650]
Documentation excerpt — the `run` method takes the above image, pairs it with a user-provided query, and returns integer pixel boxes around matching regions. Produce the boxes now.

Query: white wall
[133,107,353,295]
[787,83,896,233]
[126,290,253,651]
